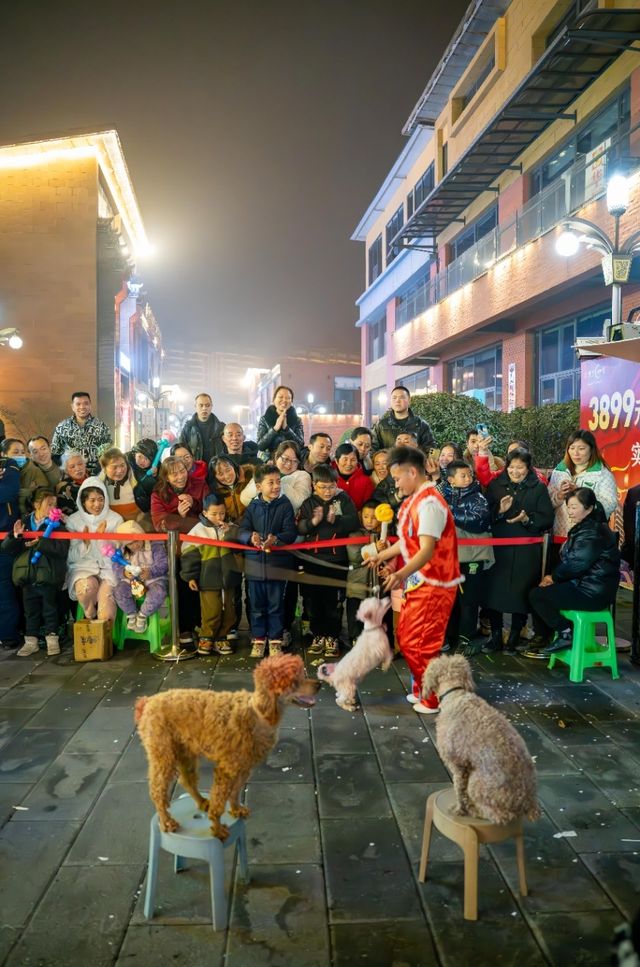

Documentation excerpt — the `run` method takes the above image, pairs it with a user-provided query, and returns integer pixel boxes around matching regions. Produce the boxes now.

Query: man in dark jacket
[0,455,21,647]
[179,393,225,464]
[371,386,434,453]
[221,423,263,469]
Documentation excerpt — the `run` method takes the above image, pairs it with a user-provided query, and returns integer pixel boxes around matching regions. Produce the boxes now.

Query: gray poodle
[423,654,540,825]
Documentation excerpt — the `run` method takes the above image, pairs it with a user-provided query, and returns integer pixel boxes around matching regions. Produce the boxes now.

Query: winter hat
[335,443,357,460]
[115,520,146,544]
[132,438,158,462]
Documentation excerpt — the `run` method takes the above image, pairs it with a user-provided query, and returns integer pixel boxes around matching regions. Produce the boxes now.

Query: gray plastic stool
[144,793,249,930]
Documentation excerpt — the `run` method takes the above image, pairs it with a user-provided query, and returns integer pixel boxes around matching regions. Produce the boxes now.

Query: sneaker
[250,638,267,658]
[126,614,138,631]
[301,620,311,638]
[226,629,238,641]
[179,631,194,645]
[307,636,324,655]
[17,636,39,657]
[197,638,214,656]
[406,693,419,705]
[268,639,283,656]
[413,702,440,715]
[45,634,60,656]
[135,614,148,633]
[217,639,233,655]
[478,617,491,637]
[282,630,292,650]
[324,638,340,659]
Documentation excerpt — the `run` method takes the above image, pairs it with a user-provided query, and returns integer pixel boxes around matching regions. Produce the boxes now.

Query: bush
[410,392,580,468]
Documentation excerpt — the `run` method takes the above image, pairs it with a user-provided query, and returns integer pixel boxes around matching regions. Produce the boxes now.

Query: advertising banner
[580,354,640,502]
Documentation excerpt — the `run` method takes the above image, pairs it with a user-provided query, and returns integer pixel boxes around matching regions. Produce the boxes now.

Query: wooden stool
[144,793,249,930]
[418,786,528,920]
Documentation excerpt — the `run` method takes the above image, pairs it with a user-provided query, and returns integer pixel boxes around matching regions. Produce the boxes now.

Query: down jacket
[237,494,297,579]
[440,480,494,567]
[371,407,434,453]
[181,519,242,590]
[1,512,69,587]
[552,513,620,603]
[65,478,123,597]
[256,405,305,457]
[179,413,226,464]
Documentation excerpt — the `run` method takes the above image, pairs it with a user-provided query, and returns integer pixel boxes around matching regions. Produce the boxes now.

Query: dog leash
[438,686,466,703]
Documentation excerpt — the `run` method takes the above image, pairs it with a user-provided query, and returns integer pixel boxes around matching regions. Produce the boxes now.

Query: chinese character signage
[580,354,640,501]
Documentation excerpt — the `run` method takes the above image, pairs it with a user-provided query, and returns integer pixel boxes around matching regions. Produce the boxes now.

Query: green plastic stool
[114,599,172,654]
[547,609,619,683]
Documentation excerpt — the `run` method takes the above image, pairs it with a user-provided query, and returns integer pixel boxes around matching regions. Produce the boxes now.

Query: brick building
[0,130,161,449]
[352,1,640,424]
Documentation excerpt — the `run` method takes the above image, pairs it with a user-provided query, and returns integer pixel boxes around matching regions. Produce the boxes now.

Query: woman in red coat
[332,443,374,510]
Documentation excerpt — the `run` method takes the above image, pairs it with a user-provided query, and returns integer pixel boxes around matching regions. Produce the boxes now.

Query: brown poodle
[135,654,320,840]
[423,654,540,825]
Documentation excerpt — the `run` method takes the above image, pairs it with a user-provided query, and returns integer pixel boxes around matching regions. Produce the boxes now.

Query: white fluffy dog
[317,597,392,711]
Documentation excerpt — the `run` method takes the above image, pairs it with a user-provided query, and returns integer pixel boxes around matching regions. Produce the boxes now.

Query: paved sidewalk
[1,595,639,966]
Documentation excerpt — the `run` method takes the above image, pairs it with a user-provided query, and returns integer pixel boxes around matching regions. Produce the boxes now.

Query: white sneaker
[406,693,419,705]
[135,614,148,633]
[45,634,60,656]
[17,637,39,657]
[126,614,138,631]
[413,702,440,715]
[226,629,238,641]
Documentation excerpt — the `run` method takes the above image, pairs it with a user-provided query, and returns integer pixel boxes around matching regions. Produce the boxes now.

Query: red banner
[580,354,640,501]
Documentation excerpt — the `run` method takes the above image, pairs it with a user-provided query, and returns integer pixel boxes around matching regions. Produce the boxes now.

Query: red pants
[397,584,457,708]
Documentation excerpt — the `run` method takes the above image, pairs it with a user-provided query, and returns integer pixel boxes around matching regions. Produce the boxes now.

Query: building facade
[0,130,161,449]
[353,0,640,424]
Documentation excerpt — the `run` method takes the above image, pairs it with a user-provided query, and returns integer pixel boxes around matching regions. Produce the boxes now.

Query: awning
[396,8,640,245]
[590,337,640,363]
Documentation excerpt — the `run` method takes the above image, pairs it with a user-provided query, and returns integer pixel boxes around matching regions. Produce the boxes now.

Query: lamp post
[0,327,23,349]
[138,378,171,439]
[555,172,638,333]
[296,401,327,439]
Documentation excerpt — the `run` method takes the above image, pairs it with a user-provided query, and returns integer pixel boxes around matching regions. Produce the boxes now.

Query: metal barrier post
[154,529,197,662]
[541,532,550,579]
[632,504,640,665]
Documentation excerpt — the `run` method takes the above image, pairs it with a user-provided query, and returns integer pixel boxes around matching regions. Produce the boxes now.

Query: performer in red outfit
[370,446,462,714]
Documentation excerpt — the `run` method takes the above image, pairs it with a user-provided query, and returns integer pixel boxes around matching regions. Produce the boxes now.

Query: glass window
[366,315,386,364]
[397,369,432,395]
[385,206,404,267]
[367,386,388,424]
[413,163,435,211]
[536,305,608,404]
[452,206,497,260]
[406,192,414,219]
[463,53,495,108]
[448,345,502,410]
[368,235,383,286]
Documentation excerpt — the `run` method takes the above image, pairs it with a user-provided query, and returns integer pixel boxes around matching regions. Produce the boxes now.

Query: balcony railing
[395,131,629,330]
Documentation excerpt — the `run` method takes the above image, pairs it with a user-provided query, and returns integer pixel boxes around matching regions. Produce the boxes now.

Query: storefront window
[367,385,388,424]
[449,345,502,410]
[396,368,432,395]
[536,306,608,404]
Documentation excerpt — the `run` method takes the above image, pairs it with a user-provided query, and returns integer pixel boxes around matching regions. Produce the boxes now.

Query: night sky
[0,0,469,356]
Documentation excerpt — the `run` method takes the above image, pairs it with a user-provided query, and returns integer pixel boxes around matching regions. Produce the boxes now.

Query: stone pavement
[1,595,640,966]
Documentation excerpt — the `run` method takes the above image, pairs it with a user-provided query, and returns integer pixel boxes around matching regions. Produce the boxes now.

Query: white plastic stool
[144,793,249,930]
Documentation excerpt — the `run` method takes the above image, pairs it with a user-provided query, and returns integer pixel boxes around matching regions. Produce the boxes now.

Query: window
[452,206,497,260]
[366,315,386,364]
[441,142,448,177]
[449,345,502,410]
[406,192,414,219]
[397,369,433,396]
[536,306,608,404]
[462,53,495,109]
[396,270,433,329]
[385,205,404,267]
[367,386,388,424]
[413,163,435,212]
[334,376,361,414]
[368,235,383,286]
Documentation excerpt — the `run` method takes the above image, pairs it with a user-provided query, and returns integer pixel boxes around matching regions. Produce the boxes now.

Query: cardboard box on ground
[73,619,113,661]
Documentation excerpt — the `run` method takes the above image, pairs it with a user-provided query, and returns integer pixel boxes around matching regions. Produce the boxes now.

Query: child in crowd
[395,431,419,450]
[346,500,386,644]
[1,489,68,657]
[181,493,241,656]
[440,460,494,653]
[370,447,462,713]
[112,520,169,633]
[56,450,89,515]
[237,464,296,657]
[297,463,359,658]
[0,438,49,513]
[66,478,123,622]
[100,446,151,521]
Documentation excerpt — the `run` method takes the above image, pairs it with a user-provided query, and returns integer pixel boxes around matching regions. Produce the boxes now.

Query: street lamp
[0,327,23,349]
[555,172,640,331]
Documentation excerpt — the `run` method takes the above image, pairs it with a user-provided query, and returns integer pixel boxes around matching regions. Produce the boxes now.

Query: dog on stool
[317,596,392,711]
[135,654,320,840]
[423,654,540,824]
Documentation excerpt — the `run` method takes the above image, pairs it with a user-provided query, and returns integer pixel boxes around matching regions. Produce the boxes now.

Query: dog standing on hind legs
[422,654,540,824]
[317,596,392,711]
[135,654,320,840]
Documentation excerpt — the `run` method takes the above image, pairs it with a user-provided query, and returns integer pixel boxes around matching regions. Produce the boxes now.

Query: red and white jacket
[397,482,463,589]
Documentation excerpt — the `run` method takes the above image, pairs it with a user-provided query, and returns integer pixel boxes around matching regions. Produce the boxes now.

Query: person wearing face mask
[332,442,374,510]
[483,448,554,654]
[179,393,226,465]
[256,385,304,459]
[0,438,49,514]
[51,391,112,475]
[548,429,618,539]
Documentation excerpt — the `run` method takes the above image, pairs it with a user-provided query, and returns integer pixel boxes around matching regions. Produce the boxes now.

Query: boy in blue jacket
[237,464,296,658]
